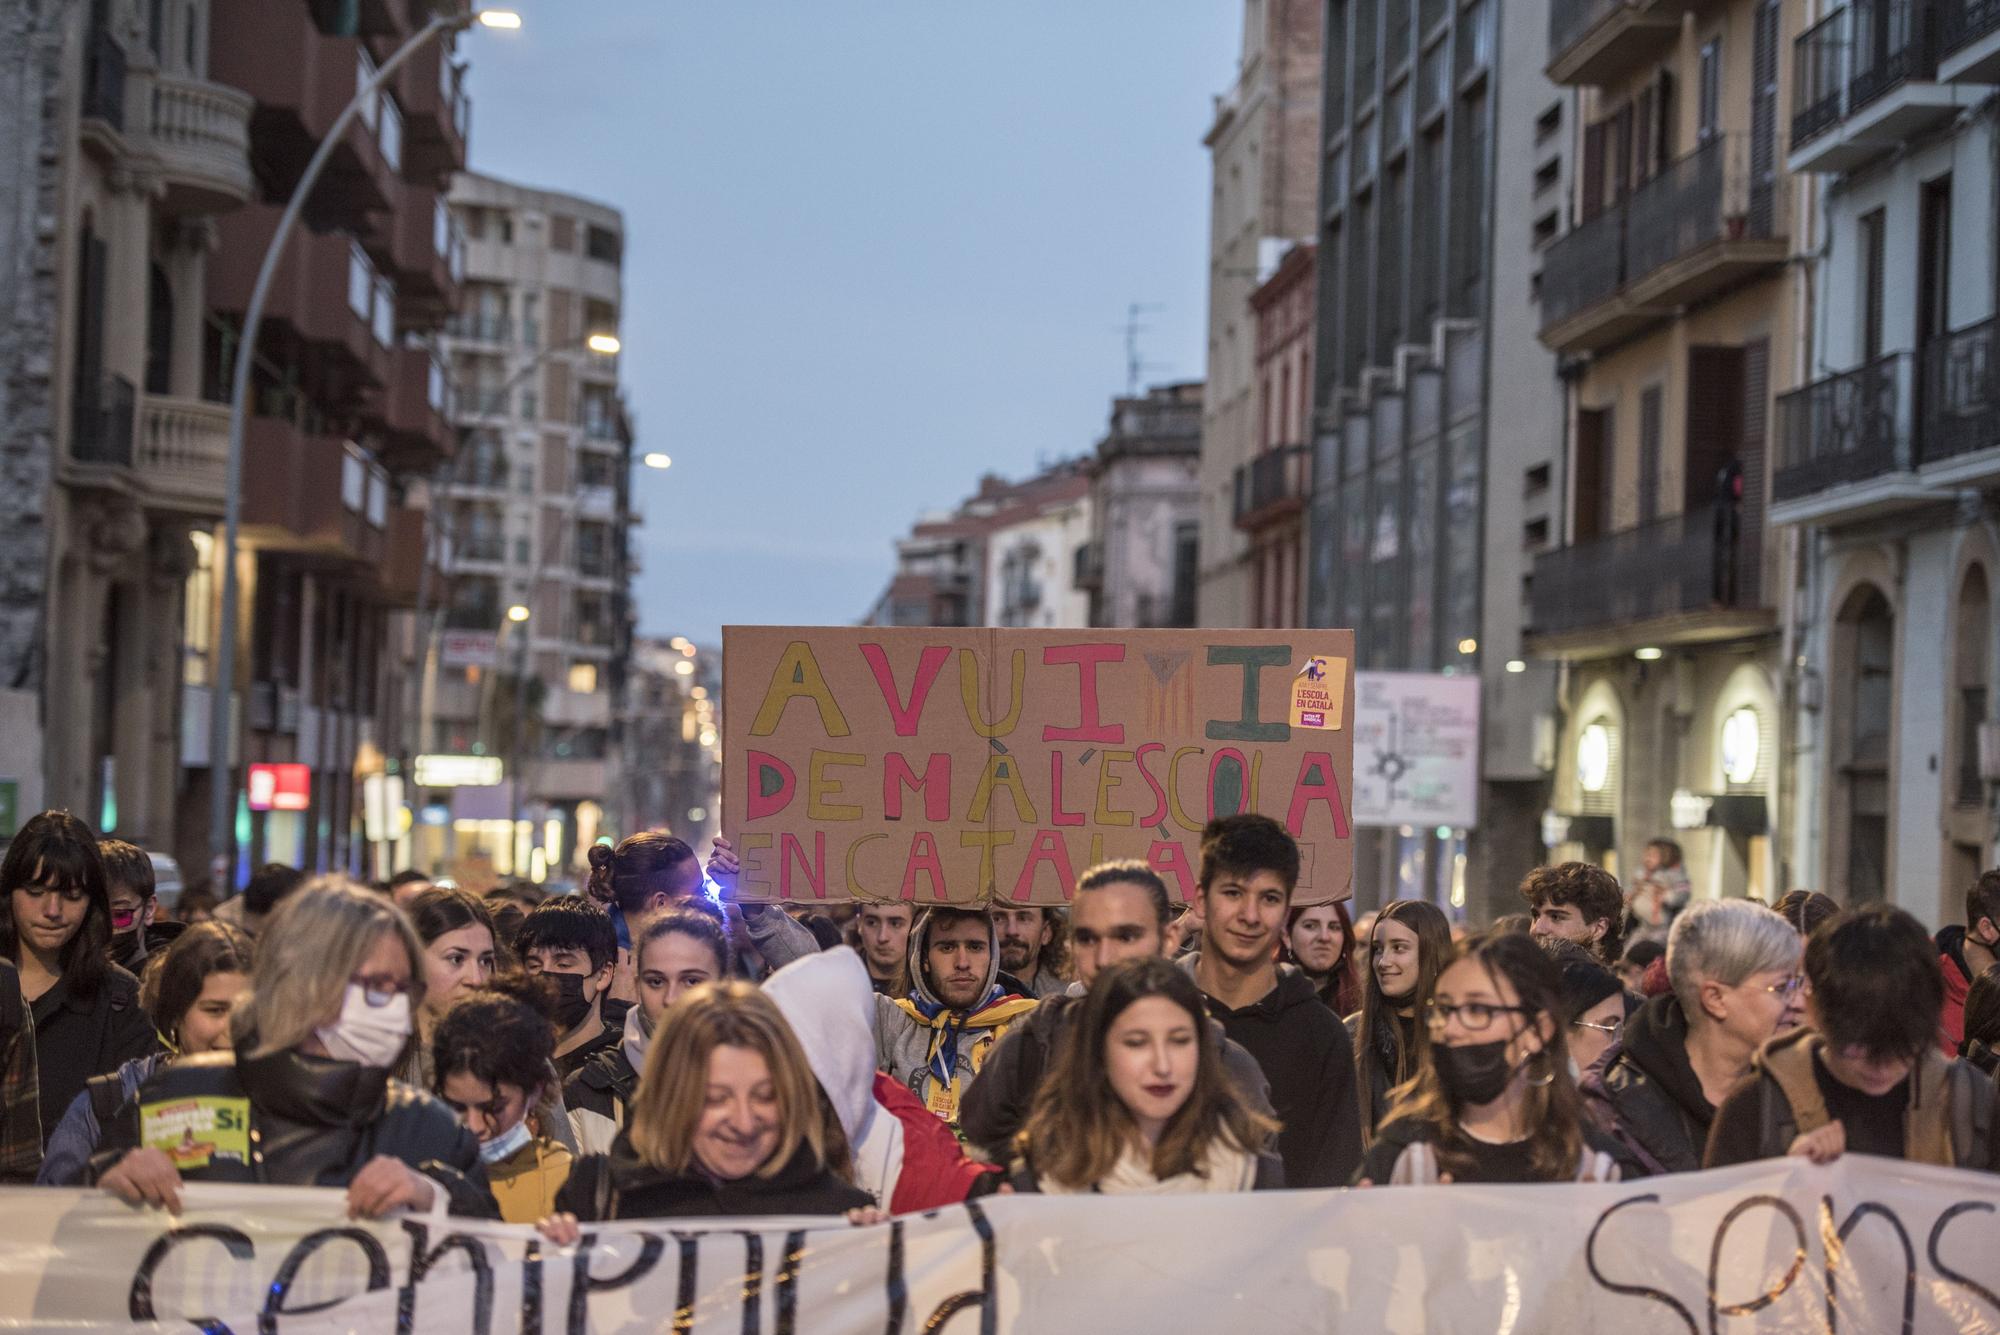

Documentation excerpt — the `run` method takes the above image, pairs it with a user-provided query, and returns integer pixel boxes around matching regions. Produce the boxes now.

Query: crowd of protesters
[0,808,1995,1235]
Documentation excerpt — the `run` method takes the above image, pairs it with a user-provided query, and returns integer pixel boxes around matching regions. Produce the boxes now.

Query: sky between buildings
[464,1,1239,642]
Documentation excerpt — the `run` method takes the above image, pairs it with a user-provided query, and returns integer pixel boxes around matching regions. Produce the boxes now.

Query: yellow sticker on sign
[1290,656,1347,731]
[141,1095,251,1171]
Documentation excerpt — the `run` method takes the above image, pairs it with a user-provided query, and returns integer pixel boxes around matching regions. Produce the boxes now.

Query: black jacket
[1359,1114,1626,1185]
[1582,994,1714,1177]
[29,965,155,1146]
[1186,959,1364,1189]
[959,988,1275,1161]
[564,1047,639,1129]
[92,1046,499,1218]
[556,1135,871,1221]
[555,1020,622,1082]
[1344,1008,1418,1135]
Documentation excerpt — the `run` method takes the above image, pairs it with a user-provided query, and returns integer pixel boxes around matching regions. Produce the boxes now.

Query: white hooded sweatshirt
[762,946,906,1209]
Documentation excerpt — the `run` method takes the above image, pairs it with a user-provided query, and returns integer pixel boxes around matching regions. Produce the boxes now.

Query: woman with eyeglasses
[1346,900,1452,1141]
[0,811,157,1146]
[1543,940,1626,1076]
[1581,898,1802,1177]
[1357,931,1622,1185]
[92,877,498,1218]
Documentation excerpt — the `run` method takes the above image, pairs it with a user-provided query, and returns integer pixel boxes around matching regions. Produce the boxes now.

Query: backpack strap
[1757,1029,1831,1138]
[85,1071,128,1128]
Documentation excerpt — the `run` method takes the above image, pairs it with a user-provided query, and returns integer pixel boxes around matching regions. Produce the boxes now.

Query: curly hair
[1518,862,1625,962]
[432,986,556,1098]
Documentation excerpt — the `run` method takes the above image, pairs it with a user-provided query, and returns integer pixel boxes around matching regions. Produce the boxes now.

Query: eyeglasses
[1762,974,1809,1001]
[1571,1015,1624,1038]
[15,883,86,904]
[350,974,411,1008]
[1426,1000,1534,1034]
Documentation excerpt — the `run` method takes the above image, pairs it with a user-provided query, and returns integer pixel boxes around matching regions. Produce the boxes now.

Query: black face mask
[548,971,596,1032]
[1433,1038,1519,1107]
[110,930,143,972]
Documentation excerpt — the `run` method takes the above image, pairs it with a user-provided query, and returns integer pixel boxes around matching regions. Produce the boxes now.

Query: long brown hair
[1385,930,1585,1182]
[1285,898,1360,1014]
[1353,899,1452,1104]
[140,921,255,1049]
[627,980,828,1179]
[1019,956,1276,1189]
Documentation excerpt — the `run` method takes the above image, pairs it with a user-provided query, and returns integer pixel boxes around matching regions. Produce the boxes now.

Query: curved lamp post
[208,8,521,881]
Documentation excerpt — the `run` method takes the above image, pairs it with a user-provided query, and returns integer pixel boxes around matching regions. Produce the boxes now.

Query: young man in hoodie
[1938,871,2000,1051]
[1186,814,1364,1189]
[100,841,183,975]
[873,907,1038,1128]
[764,946,1001,1211]
[959,861,1272,1161]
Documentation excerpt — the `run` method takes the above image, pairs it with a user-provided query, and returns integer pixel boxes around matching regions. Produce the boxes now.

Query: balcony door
[1836,584,1895,902]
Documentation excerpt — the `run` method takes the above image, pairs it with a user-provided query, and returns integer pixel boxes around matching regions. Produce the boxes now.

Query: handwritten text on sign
[722,628,1356,905]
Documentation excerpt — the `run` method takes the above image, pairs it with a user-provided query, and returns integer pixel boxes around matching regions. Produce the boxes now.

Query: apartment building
[1774,0,2000,925]
[1239,244,1315,629]
[1076,382,1205,630]
[618,636,722,850]
[0,0,255,852]
[1308,0,1566,914]
[1197,0,1323,627]
[1532,0,1800,899]
[424,171,637,885]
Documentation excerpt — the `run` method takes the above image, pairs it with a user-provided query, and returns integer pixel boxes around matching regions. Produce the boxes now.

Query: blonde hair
[627,979,828,1179]
[235,876,426,1057]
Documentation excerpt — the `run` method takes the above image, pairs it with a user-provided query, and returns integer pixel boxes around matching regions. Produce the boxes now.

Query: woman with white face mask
[92,878,498,1219]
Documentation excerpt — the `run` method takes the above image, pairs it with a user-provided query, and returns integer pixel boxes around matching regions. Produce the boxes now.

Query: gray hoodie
[872,907,1036,1124]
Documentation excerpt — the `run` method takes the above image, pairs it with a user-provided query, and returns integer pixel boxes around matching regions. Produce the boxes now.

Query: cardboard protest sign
[722,627,1355,905]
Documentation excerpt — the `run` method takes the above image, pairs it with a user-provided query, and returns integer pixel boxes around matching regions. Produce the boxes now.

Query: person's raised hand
[345,1155,436,1219]
[1787,1121,1846,1165]
[100,1148,184,1213]
[536,1212,582,1247]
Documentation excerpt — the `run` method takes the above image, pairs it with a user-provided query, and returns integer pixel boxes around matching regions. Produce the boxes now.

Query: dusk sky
[463,3,1239,642]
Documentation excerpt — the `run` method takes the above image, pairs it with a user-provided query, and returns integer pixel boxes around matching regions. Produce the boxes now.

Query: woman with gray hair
[1581,898,1803,1176]
[91,877,497,1218]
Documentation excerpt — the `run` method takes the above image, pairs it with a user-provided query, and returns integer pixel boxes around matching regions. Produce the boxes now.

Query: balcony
[377,343,452,471]
[1790,0,1989,174]
[1527,501,1772,657]
[1770,353,1932,525]
[241,418,387,566]
[1919,318,2000,484]
[400,49,470,183]
[381,505,428,606]
[1942,0,2000,77]
[446,313,513,347]
[1540,137,1788,354]
[1233,444,1312,531]
[148,75,255,216]
[381,182,458,330]
[1547,0,1693,86]
[136,395,229,514]
[213,203,390,396]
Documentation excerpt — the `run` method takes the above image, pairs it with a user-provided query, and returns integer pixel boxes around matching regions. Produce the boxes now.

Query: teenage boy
[99,840,182,973]
[516,897,621,1079]
[1939,870,2000,1050]
[1521,862,1626,965]
[873,907,1037,1128]
[960,860,1271,1159]
[1706,905,1999,1170]
[1186,814,1364,1189]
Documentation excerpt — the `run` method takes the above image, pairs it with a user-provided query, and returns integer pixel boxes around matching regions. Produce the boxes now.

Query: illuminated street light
[507,604,531,623]
[642,452,672,470]
[585,332,622,355]
[476,10,523,28]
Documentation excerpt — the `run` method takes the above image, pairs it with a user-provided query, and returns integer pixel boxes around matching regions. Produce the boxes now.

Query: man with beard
[990,905,1066,998]
[1186,814,1364,1188]
[874,907,1037,1128]
[99,841,182,975]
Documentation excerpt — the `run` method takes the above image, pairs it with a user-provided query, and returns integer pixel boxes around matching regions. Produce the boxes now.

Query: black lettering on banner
[396,1220,495,1335]
[667,1232,702,1335]
[1583,1194,1698,1334]
[884,1220,910,1335]
[920,1199,996,1335]
[566,1230,666,1335]
[520,1238,544,1334]
[1706,1195,1807,1334]
[259,1226,391,1335]
[736,1231,765,1335]
[1926,1201,2000,1316]
[128,1223,256,1331]
[774,1229,807,1335]
[1821,1198,1915,1335]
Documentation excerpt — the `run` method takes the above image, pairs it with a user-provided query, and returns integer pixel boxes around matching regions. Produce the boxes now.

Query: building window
[348,243,372,321]
[1957,567,1990,804]
[585,225,621,265]
[520,388,537,421]
[183,529,214,686]
[521,292,540,349]
[357,47,380,131]
[379,93,403,170]
[1535,100,1561,144]
[569,663,598,694]
[1859,208,1886,362]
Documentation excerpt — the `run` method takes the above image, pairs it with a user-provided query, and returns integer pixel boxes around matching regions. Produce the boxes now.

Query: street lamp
[641,452,671,470]
[209,8,522,879]
[585,333,622,356]
[506,603,530,623]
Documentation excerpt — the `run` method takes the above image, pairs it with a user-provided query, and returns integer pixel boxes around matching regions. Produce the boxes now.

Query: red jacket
[873,1073,995,1214]
[1941,951,1971,1054]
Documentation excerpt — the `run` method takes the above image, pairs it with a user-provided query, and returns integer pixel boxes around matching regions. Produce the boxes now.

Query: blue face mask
[478,1118,533,1165]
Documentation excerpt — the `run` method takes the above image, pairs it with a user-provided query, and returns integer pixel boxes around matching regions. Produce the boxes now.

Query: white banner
[1354,671,1482,830]
[1,1157,1997,1333]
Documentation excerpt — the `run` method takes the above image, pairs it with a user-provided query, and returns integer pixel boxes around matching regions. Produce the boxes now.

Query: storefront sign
[245,763,310,812]
[1351,672,1481,829]
[414,754,505,788]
